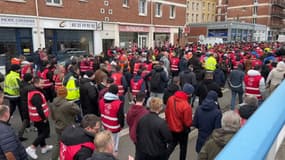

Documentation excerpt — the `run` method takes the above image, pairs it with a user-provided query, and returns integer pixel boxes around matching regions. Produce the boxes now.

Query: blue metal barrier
[216,81,285,160]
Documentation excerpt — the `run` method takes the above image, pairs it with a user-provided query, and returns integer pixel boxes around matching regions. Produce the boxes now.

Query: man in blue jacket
[0,105,28,160]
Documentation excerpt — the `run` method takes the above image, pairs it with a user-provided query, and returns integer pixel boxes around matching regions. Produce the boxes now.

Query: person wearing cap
[18,73,34,141]
[99,84,124,154]
[192,90,222,153]
[50,86,81,160]
[165,83,194,160]
[3,64,21,119]
[80,70,99,116]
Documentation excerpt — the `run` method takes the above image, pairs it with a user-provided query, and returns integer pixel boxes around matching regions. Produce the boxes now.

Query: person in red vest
[130,70,146,101]
[60,114,101,160]
[244,65,266,104]
[21,61,33,80]
[170,53,180,77]
[80,56,90,77]
[39,61,54,102]
[25,77,53,159]
[111,65,127,99]
[53,64,65,91]
[99,85,124,153]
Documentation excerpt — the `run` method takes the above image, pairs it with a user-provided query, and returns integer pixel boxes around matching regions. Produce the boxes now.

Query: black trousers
[7,97,23,120]
[135,150,169,160]
[169,131,189,160]
[32,120,50,147]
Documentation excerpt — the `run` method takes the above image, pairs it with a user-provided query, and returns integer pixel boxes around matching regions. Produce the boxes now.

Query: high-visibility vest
[59,141,95,160]
[28,90,49,122]
[4,71,20,96]
[244,75,262,100]
[130,78,144,97]
[205,56,217,71]
[111,72,124,96]
[53,74,63,91]
[99,99,122,133]
[65,76,80,101]
[80,60,90,73]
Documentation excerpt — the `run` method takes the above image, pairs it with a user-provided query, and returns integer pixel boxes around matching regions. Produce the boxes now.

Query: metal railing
[216,81,285,160]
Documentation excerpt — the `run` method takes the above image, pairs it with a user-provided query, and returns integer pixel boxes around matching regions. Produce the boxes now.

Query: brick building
[186,0,216,24]
[225,0,285,41]
[0,0,186,67]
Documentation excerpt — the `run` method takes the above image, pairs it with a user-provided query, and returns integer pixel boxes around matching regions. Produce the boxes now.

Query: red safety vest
[40,68,53,88]
[133,62,141,75]
[89,60,94,71]
[53,74,63,91]
[170,57,180,71]
[130,78,144,96]
[21,65,33,79]
[111,72,124,96]
[59,141,95,160]
[99,99,122,133]
[80,60,90,73]
[244,75,262,100]
[28,90,49,122]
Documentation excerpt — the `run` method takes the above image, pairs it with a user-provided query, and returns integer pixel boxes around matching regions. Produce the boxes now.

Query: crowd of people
[0,41,284,160]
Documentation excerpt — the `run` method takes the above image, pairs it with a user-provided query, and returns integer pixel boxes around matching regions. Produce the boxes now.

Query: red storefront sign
[119,25,149,32]
[155,27,170,33]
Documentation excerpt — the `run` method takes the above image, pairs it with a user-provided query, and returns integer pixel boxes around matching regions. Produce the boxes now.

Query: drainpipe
[35,0,41,48]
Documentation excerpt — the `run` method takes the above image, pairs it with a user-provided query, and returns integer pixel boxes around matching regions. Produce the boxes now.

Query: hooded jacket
[50,97,81,134]
[165,91,192,133]
[193,91,222,153]
[179,68,197,87]
[198,128,237,160]
[126,104,149,143]
[266,62,285,87]
[149,65,169,93]
[243,69,266,98]
[79,78,99,116]
[101,92,125,130]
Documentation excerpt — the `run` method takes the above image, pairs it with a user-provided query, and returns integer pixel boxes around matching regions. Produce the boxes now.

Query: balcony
[272,0,285,8]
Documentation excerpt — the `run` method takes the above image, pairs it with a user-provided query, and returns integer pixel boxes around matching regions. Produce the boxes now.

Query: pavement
[8,87,284,160]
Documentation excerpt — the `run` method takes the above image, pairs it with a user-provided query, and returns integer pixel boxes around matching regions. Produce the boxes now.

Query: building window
[46,0,62,5]
[253,6,257,15]
[155,3,162,17]
[108,9,113,14]
[139,0,147,16]
[212,3,215,10]
[192,2,195,10]
[208,3,210,10]
[196,3,199,11]
[196,14,199,22]
[123,0,129,7]
[100,8,105,14]
[192,14,194,22]
[170,5,175,19]
[202,13,205,22]
[104,17,110,22]
[104,0,109,6]
[203,2,205,9]
[253,18,256,24]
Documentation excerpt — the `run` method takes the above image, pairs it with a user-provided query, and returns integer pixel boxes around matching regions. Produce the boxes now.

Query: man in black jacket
[60,114,101,160]
[18,73,33,141]
[136,97,173,160]
[0,105,28,160]
[26,77,53,159]
[80,70,99,116]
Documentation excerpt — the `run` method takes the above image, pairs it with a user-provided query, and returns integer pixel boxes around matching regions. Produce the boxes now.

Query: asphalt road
[7,87,237,160]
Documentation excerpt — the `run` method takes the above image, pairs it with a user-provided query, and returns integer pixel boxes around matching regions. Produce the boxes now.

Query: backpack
[150,71,161,90]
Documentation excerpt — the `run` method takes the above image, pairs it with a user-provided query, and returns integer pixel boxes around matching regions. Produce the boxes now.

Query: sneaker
[41,145,53,154]
[26,146,38,159]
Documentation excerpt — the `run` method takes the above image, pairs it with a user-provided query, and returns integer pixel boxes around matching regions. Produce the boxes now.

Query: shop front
[41,18,103,61]
[0,16,35,68]
[154,27,170,47]
[119,25,149,49]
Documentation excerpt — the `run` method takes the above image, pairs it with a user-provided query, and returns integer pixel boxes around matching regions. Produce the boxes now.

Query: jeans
[231,91,243,110]
[33,120,50,147]
[112,132,120,152]
[51,133,60,160]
